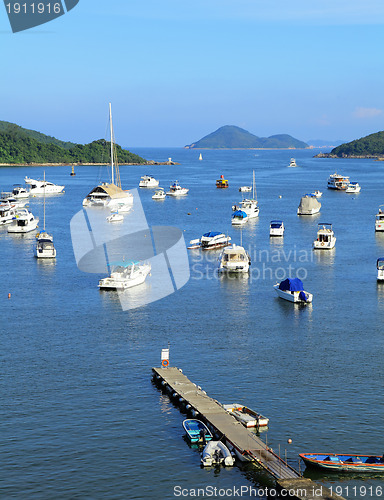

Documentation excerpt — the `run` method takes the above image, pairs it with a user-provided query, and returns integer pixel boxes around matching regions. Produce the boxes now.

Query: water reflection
[375,231,384,249]
[314,247,336,266]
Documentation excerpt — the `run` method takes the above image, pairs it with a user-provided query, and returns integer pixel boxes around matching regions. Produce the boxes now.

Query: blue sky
[1,0,384,146]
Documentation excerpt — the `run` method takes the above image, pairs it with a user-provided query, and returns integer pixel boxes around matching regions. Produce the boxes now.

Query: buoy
[279,195,282,199]
[8,293,11,299]
[287,438,293,444]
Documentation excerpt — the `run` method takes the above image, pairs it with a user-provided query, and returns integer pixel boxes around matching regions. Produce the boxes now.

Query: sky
[1,0,384,147]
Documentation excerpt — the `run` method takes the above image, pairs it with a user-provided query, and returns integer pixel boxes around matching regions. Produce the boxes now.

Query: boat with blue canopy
[273,278,313,303]
[231,210,248,226]
[300,453,384,473]
[188,231,231,250]
[183,419,213,444]
[270,220,284,237]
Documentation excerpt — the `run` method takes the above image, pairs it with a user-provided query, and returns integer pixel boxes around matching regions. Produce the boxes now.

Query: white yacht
[106,212,124,223]
[311,190,322,198]
[35,172,56,258]
[166,181,189,197]
[25,177,65,195]
[233,171,259,218]
[98,262,151,290]
[270,220,284,237]
[231,210,248,226]
[288,158,298,167]
[297,194,321,215]
[8,209,39,233]
[218,244,250,273]
[327,173,349,190]
[12,185,29,199]
[313,223,336,250]
[375,206,384,232]
[139,175,159,188]
[152,188,166,200]
[273,278,313,303]
[377,258,384,281]
[239,186,252,192]
[346,182,361,193]
[0,201,18,225]
[0,195,26,209]
[83,104,133,209]
[188,232,231,250]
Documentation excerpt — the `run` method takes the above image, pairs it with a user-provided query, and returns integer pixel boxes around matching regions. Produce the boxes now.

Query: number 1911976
[5,3,62,14]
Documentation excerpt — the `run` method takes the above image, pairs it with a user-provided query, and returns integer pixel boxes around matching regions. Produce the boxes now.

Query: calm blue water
[1,149,383,499]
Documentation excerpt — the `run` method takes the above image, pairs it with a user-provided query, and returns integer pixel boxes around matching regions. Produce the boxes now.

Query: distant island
[314,130,384,159]
[185,125,308,149]
[0,120,151,166]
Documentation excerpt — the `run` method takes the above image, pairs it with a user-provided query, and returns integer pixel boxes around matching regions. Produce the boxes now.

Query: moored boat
[377,258,384,281]
[201,441,234,467]
[12,185,29,199]
[239,186,252,192]
[346,182,361,193]
[311,190,322,198]
[166,181,189,197]
[218,244,250,273]
[216,175,228,188]
[106,211,124,223]
[233,171,259,218]
[327,173,349,190]
[0,201,18,225]
[231,210,248,226]
[313,223,336,250]
[35,232,56,258]
[183,419,213,444]
[222,404,269,428]
[273,278,313,303]
[299,453,384,473]
[188,232,231,250]
[270,220,284,237]
[297,194,321,215]
[25,177,65,195]
[288,158,298,167]
[98,262,151,290]
[376,206,384,232]
[8,208,39,233]
[139,175,159,188]
[152,188,166,200]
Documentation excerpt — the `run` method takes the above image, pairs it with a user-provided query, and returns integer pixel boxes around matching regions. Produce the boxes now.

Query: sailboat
[232,170,259,218]
[35,172,56,259]
[199,153,203,161]
[82,103,133,208]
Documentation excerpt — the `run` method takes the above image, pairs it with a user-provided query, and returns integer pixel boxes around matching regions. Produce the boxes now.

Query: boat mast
[43,170,46,231]
[253,170,257,201]
[109,103,114,185]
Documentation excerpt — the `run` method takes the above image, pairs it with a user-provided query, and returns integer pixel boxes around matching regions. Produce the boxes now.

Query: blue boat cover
[203,231,221,237]
[270,220,283,224]
[279,278,304,291]
[232,210,247,217]
[299,291,307,302]
[304,193,315,197]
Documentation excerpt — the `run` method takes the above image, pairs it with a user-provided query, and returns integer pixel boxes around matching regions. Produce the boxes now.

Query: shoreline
[314,152,384,160]
[0,160,180,167]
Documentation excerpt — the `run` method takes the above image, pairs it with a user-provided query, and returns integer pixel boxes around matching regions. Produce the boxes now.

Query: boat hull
[300,454,384,473]
[273,284,313,303]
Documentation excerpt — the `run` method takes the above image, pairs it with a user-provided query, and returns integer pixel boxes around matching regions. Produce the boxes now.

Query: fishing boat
[233,171,259,218]
[25,177,65,195]
[152,188,166,200]
[216,175,228,188]
[346,182,361,193]
[83,104,133,209]
[218,244,250,273]
[270,220,284,237]
[201,441,234,467]
[273,278,313,303]
[12,185,29,199]
[0,201,18,225]
[106,211,124,223]
[188,232,231,250]
[288,158,298,167]
[8,208,39,233]
[327,173,349,190]
[377,258,384,281]
[313,223,336,250]
[231,210,248,226]
[35,172,56,258]
[297,194,321,215]
[376,206,384,232]
[139,175,159,188]
[98,262,151,290]
[239,186,252,192]
[311,190,322,198]
[166,181,189,197]
[183,419,212,444]
[222,404,269,428]
[299,453,384,473]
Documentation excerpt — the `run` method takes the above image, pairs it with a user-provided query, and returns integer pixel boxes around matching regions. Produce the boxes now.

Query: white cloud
[353,107,383,119]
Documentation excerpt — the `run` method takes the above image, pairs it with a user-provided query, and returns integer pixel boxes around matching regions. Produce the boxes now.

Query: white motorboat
[218,244,250,273]
[166,181,189,197]
[377,258,384,281]
[273,278,313,303]
[313,223,336,250]
[346,182,361,193]
[288,158,298,167]
[239,186,252,192]
[106,212,124,223]
[201,441,234,467]
[152,188,166,200]
[25,177,65,195]
[12,185,29,199]
[188,232,231,250]
[270,220,284,237]
[8,208,39,233]
[327,172,349,190]
[0,201,18,225]
[375,206,384,232]
[35,172,56,258]
[139,175,159,188]
[297,194,321,215]
[222,404,269,428]
[231,210,248,226]
[233,171,259,218]
[83,104,133,209]
[98,262,151,290]
[311,190,323,198]
[114,203,132,213]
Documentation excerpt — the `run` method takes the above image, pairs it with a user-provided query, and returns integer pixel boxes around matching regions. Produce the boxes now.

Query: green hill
[0,121,146,165]
[185,125,308,149]
[330,131,384,157]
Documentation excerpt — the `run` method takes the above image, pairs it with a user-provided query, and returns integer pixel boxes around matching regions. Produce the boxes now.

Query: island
[184,125,308,149]
[314,130,384,159]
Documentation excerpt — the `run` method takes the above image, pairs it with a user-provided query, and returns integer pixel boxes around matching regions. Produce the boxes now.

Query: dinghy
[300,453,384,473]
[201,441,234,467]
[183,419,212,444]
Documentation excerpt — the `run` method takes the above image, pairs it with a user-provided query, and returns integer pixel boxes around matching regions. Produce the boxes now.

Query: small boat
[297,194,321,215]
[106,212,124,223]
[98,262,151,290]
[311,190,322,198]
[376,206,384,232]
[313,223,336,250]
[8,208,39,233]
[327,172,349,190]
[201,441,234,467]
[166,181,189,197]
[35,232,56,258]
[231,210,248,226]
[152,188,166,200]
[270,220,284,237]
[377,258,384,281]
[233,171,259,218]
[70,166,76,176]
[183,419,212,444]
[25,176,65,195]
[12,185,29,199]
[114,203,132,213]
[239,186,252,192]
[199,153,203,161]
[139,175,159,188]
[188,232,231,250]
[0,201,18,225]
[273,278,313,303]
[216,175,228,188]
[346,182,361,193]
[222,404,269,428]
[218,244,250,273]
[299,453,384,473]
[288,158,298,167]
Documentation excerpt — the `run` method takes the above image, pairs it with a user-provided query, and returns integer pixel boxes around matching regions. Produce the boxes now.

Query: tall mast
[253,170,257,201]
[43,170,46,231]
[109,103,114,185]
